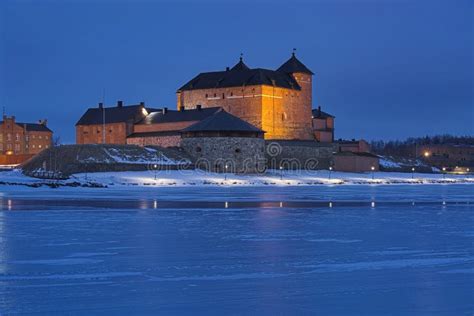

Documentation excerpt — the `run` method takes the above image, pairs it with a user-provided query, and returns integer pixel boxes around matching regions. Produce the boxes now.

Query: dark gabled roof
[21,123,52,132]
[0,121,52,132]
[139,107,221,125]
[76,105,146,126]
[277,53,314,75]
[312,108,335,119]
[182,109,264,133]
[178,68,301,91]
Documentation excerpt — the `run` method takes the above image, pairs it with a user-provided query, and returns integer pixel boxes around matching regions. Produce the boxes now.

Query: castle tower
[275,51,315,140]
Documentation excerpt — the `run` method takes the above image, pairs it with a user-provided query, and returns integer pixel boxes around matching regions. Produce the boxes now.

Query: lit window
[15,133,20,141]
[39,135,42,139]
[7,133,11,141]
[39,145,42,149]
[32,145,35,149]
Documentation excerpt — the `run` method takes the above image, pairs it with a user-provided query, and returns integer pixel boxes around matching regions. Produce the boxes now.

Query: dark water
[0,185,473,315]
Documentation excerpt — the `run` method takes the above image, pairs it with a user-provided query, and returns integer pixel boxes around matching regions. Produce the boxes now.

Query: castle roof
[182,109,264,134]
[312,107,335,119]
[178,56,303,91]
[277,53,314,75]
[139,107,221,124]
[76,104,148,126]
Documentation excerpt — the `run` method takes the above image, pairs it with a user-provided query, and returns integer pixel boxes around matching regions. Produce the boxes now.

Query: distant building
[0,115,53,164]
[177,52,316,140]
[418,144,474,169]
[76,101,153,144]
[312,106,335,142]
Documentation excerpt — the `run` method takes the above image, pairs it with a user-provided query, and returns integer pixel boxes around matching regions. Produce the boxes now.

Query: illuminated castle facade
[176,52,315,140]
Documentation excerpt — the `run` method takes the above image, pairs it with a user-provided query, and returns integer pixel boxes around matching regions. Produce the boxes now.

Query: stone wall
[181,136,266,173]
[127,135,181,147]
[265,140,335,170]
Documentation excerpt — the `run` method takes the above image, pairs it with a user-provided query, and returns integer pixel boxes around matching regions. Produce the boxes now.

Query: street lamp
[279,165,283,180]
[411,167,415,179]
[442,167,446,179]
[423,151,430,158]
[329,166,333,180]
[224,164,228,181]
[371,166,375,180]
[153,164,158,180]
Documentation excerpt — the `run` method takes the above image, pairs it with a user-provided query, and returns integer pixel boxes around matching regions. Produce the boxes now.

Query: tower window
[205,94,208,98]
[222,93,225,99]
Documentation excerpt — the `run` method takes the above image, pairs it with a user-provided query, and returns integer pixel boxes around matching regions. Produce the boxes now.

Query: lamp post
[225,164,228,181]
[153,164,158,180]
[411,167,415,179]
[279,165,283,180]
[442,167,446,179]
[371,166,375,180]
[329,166,333,180]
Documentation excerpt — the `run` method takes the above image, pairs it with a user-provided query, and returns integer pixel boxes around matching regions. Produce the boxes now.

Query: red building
[0,115,53,164]
[76,101,152,144]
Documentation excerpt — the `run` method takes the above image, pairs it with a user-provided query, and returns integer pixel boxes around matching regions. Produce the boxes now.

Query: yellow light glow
[423,151,430,157]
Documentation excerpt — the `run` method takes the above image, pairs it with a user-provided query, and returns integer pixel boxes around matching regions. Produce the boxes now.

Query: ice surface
[0,185,472,315]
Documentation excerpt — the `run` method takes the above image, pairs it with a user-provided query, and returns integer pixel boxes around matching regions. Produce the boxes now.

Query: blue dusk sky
[1,0,472,143]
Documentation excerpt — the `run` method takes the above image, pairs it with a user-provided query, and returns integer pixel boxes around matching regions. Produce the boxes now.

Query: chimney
[139,101,145,106]
[226,67,230,71]
[318,106,321,116]
[179,105,185,112]
[117,100,123,108]
[162,107,168,114]
[196,104,202,111]
[98,102,103,109]
[39,119,47,126]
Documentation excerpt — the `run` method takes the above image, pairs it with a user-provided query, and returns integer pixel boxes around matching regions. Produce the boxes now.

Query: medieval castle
[74,52,378,172]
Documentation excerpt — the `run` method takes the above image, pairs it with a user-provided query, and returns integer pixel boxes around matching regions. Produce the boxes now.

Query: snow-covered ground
[0,169,473,189]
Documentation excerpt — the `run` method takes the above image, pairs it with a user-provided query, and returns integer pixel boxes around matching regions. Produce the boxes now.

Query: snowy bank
[0,169,473,189]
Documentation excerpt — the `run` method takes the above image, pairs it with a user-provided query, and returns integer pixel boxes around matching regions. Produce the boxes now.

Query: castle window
[7,133,11,141]
[205,94,208,98]
[230,92,233,96]
[195,146,202,153]
[45,136,48,140]
[235,148,241,154]
[39,145,42,149]
[39,135,42,139]
[15,133,20,141]
[222,93,225,99]
[282,113,287,121]
[214,93,217,97]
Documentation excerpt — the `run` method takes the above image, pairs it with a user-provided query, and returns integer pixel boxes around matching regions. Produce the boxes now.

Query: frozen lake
[0,185,473,315]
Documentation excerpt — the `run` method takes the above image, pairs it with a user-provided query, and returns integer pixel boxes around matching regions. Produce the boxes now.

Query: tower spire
[292,48,296,57]
[240,52,243,62]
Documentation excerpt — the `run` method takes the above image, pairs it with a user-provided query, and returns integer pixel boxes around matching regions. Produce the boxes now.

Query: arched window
[195,146,202,153]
